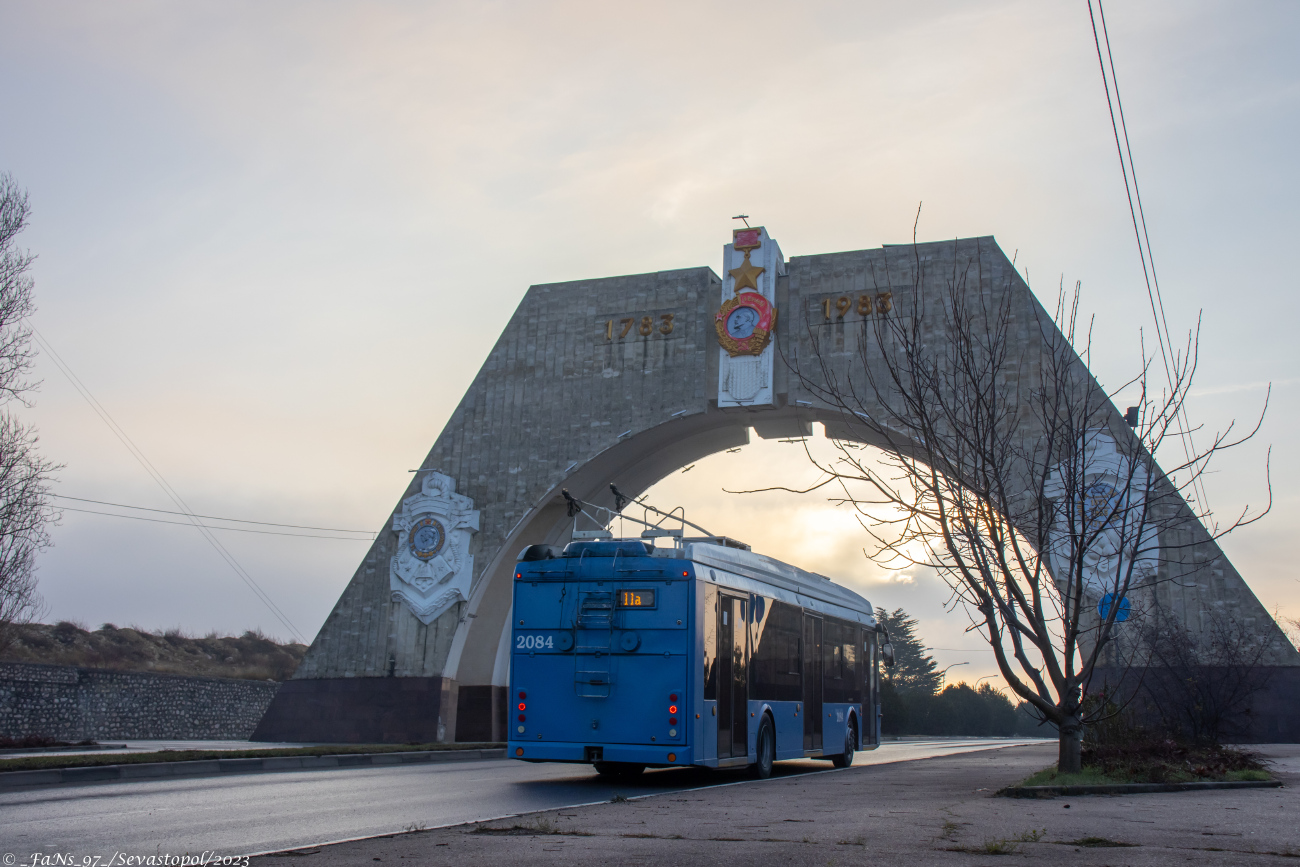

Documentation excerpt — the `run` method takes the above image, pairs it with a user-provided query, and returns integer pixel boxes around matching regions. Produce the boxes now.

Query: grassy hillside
[0,622,307,681]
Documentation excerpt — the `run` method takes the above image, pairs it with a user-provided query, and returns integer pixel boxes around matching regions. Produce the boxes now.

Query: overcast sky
[0,1,1296,684]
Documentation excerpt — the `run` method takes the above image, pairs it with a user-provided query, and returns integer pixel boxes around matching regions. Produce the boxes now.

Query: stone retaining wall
[0,662,281,740]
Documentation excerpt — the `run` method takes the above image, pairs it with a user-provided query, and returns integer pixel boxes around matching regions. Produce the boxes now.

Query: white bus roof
[682,541,876,622]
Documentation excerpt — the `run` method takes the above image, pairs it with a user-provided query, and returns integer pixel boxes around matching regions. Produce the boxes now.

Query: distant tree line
[877,608,1041,737]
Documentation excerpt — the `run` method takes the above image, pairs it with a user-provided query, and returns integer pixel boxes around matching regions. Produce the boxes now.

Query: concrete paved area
[253,744,1300,866]
[0,738,1041,858]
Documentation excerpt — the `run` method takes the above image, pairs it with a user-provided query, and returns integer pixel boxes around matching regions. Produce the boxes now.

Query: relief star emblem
[728,251,765,292]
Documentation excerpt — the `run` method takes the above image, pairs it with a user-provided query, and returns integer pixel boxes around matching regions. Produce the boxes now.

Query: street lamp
[937,661,968,689]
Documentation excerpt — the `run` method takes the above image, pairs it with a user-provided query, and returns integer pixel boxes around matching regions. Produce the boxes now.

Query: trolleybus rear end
[508,534,886,779]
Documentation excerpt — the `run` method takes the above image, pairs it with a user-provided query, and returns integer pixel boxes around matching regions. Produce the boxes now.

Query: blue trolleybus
[508,534,887,779]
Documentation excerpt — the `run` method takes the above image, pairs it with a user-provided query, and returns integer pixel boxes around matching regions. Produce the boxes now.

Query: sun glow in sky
[1,1,1297,685]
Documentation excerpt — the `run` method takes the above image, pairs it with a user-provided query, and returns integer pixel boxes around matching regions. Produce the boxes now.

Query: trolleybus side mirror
[882,641,896,668]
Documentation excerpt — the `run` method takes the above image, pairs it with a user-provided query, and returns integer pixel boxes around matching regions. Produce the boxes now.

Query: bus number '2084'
[516,635,554,650]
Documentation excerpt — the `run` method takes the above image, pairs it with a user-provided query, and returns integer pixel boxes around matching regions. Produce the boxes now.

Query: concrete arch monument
[253,230,1298,744]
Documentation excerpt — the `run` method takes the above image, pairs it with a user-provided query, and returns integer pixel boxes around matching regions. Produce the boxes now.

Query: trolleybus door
[716,594,749,759]
[802,613,823,751]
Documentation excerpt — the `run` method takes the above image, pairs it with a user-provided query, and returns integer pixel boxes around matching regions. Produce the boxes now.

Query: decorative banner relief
[390,471,480,624]
[717,226,784,407]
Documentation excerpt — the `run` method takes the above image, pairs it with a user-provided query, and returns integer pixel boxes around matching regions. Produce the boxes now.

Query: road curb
[0,748,508,789]
[0,744,128,755]
[998,779,1283,798]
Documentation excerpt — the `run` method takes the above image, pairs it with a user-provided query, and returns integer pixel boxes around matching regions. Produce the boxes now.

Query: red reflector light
[518,714,525,722]
[668,705,678,714]
[515,747,524,757]
[667,752,677,762]
[669,717,677,725]
[669,693,678,701]
[519,691,526,700]
[518,702,526,711]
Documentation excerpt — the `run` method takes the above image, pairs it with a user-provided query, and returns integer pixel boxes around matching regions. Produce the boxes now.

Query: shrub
[0,622,306,680]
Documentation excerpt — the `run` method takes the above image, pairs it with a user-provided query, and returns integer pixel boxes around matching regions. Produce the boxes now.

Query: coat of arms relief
[390,471,480,624]
[1043,431,1159,601]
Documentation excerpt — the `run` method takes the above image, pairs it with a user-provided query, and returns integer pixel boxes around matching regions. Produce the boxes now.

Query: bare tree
[1281,615,1300,653]
[771,235,1269,773]
[0,173,58,657]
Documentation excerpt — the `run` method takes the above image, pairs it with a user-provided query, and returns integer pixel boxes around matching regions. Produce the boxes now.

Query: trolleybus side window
[752,599,802,702]
[848,627,861,700]
[863,631,877,710]
[845,637,858,694]
[802,613,823,750]
[823,617,864,705]
[702,584,717,702]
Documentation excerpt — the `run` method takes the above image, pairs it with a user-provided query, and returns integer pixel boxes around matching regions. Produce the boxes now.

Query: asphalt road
[0,738,1045,859]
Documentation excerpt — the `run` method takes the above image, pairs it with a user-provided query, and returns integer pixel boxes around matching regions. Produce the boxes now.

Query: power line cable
[60,506,374,540]
[52,494,376,536]
[28,325,306,642]
[1099,3,1176,356]
[1088,2,1166,363]
[1087,0,1212,512]
[1096,2,1214,515]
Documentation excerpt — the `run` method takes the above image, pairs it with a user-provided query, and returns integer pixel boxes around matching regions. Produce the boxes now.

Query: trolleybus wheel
[831,718,856,769]
[593,761,645,778]
[751,715,775,780]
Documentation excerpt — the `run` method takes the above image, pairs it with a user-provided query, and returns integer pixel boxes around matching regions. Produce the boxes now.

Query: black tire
[751,715,775,779]
[593,761,645,778]
[831,718,856,769]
